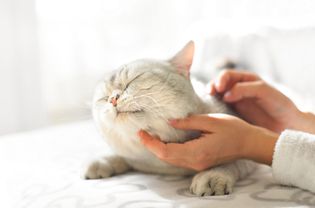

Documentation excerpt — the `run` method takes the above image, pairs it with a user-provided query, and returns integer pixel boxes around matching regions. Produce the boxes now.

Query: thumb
[223,80,267,102]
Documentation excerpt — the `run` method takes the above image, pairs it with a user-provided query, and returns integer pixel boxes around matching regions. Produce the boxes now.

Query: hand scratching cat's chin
[90,41,257,196]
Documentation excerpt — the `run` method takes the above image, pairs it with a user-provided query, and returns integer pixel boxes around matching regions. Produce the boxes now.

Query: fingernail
[223,92,232,101]
[168,119,178,125]
[137,130,144,137]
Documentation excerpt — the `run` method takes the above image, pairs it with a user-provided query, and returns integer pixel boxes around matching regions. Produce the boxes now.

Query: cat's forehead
[103,59,176,92]
[111,60,171,80]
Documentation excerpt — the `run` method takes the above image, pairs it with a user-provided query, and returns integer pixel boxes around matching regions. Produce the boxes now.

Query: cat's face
[93,41,200,140]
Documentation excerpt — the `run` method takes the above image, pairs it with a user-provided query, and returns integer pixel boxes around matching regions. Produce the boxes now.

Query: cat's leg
[83,155,131,179]
[190,159,256,196]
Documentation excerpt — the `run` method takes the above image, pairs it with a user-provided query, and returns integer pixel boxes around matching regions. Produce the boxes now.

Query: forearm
[241,126,279,165]
[242,125,315,193]
[243,110,315,165]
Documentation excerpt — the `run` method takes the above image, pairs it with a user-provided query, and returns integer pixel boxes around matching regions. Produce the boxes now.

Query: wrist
[241,125,279,165]
[290,110,315,134]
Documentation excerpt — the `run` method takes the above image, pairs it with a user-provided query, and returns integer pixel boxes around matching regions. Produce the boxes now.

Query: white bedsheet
[0,120,314,208]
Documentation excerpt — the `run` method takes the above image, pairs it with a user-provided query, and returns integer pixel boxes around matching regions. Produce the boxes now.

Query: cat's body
[85,41,255,196]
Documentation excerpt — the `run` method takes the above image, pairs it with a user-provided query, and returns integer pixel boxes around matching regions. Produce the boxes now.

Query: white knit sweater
[272,129,315,193]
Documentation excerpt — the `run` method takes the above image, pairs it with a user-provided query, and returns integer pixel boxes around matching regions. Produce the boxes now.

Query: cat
[84,41,256,196]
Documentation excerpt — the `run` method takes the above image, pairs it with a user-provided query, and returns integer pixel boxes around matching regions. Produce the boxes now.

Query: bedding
[0,120,314,208]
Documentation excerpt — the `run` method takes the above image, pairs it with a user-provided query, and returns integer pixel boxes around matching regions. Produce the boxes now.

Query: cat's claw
[190,170,234,196]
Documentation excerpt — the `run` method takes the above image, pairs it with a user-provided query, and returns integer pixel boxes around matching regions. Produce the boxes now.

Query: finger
[138,130,190,160]
[161,136,213,170]
[169,115,221,132]
[209,80,216,95]
[138,130,168,158]
[214,70,259,93]
[223,80,267,102]
[139,131,216,170]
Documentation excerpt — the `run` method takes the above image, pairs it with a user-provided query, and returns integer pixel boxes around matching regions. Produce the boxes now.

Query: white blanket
[0,121,314,208]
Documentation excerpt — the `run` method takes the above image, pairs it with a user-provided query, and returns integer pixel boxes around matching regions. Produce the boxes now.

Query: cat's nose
[109,94,120,107]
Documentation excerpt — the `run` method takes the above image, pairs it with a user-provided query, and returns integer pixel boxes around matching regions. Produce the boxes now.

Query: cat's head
[93,41,202,142]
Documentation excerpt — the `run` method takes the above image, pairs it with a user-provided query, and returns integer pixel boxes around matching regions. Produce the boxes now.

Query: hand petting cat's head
[93,41,202,142]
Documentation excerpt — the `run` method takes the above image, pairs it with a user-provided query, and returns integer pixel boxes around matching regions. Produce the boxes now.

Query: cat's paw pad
[190,171,233,196]
[83,159,114,179]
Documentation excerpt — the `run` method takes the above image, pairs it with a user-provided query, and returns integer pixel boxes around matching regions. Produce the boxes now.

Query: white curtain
[0,0,46,135]
[1,0,315,135]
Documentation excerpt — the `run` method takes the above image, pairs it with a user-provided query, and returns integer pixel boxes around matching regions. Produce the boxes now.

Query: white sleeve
[272,129,315,193]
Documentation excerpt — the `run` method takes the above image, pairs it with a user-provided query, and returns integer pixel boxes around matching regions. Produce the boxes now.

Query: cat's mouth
[116,109,144,115]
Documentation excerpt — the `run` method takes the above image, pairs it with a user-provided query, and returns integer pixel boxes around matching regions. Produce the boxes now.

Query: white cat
[84,41,255,196]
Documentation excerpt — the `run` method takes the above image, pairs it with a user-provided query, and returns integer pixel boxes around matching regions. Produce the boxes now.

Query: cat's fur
[84,41,255,196]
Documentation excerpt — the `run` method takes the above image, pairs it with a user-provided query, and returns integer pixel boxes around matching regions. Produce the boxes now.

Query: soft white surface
[1,121,314,208]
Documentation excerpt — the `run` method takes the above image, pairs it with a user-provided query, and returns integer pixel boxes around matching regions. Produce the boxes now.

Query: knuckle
[246,71,258,78]
[257,80,268,91]
[257,80,266,86]
[232,83,242,92]
[253,73,260,80]
[220,69,232,78]
[239,70,259,80]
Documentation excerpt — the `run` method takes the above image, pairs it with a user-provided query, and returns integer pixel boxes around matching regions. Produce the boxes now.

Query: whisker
[128,97,180,140]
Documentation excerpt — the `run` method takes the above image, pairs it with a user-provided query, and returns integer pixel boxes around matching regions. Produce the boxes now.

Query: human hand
[209,70,301,133]
[138,114,278,171]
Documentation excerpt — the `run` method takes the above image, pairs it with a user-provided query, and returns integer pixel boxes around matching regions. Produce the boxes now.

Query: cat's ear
[169,41,194,78]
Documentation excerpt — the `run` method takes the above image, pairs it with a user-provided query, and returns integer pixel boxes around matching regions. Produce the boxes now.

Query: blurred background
[1,0,315,135]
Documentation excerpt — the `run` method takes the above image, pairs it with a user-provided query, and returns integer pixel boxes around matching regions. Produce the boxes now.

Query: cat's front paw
[83,159,114,179]
[83,156,130,179]
[190,170,234,196]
